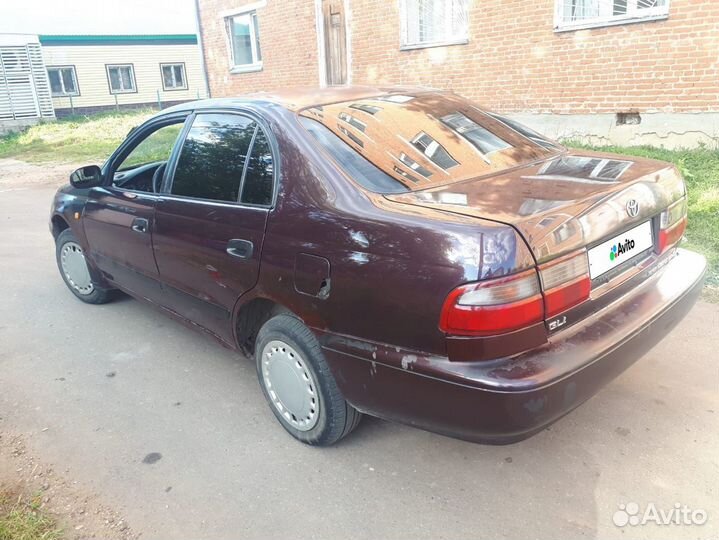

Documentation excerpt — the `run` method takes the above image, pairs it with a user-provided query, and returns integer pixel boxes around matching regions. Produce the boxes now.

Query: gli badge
[626,199,640,218]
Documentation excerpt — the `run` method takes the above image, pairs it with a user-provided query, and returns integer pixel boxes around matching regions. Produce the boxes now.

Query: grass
[0,108,156,164]
[567,142,719,287]
[0,491,62,540]
[119,123,182,170]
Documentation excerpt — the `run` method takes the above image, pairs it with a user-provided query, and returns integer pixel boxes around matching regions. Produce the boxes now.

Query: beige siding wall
[42,43,205,110]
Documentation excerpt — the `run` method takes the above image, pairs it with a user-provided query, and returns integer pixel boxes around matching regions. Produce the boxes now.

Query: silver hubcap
[60,241,94,295]
[261,340,319,431]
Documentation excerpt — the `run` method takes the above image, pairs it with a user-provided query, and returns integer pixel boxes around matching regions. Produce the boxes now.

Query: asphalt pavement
[1,185,717,540]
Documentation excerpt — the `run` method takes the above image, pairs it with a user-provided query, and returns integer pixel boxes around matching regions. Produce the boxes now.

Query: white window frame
[222,1,265,74]
[47,66,79,97]
[399,0,469,51]
[160,63,188,91]
[554,0,670,32]
[106,64,137,94]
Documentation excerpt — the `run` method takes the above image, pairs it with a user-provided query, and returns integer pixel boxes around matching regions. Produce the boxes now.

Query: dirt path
[0,433,137,540]
[0,158,81,189]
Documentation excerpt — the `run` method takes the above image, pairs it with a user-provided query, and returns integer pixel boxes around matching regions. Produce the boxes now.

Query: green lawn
[0,491,62,540]
[569,143,719,287]
[0,109,155,164]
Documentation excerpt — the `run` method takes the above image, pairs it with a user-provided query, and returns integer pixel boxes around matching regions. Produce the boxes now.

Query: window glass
[172,114,256,202]
[117,123,183,172]
[339,112,366,132]
[109,69,121,91]
[411,132,458,170]
[300,117,408,194]
[48,69,62,95]
[402,0,468,47]
[557,0,669,29]
[241,128,274,205]
[61,69,76,93]
[252,13,262,61]
[229,12,261,67]
[441,112,511,154]
[399,152,432,178]
[47,67,78,96]
[107,65,135,93]
[350,103,381,115]
[162,64,186,90]
[299,92,558,192]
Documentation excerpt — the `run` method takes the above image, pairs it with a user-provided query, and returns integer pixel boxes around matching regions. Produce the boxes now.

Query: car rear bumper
[317,248,707,444]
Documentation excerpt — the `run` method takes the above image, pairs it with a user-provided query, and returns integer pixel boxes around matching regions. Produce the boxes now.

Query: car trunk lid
[385,150,686,265]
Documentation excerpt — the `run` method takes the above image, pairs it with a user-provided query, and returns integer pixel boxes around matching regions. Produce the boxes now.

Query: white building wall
[41,42,206,112]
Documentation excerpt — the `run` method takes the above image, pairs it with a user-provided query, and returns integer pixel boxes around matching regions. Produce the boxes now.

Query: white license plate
[588,221,653,279]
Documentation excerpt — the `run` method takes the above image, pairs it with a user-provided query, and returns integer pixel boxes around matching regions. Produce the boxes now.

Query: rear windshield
[299,92,561,193]
[300,116,408,194]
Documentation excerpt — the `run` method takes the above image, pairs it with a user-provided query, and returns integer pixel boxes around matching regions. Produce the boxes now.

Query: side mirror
[70,165,103,188]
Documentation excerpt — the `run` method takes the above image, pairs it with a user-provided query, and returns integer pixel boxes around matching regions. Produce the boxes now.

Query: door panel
[323,0,348,86]
[151,112,274,343]
[83,188,160,299]
[81,115,188,301]
[152,199,269,342]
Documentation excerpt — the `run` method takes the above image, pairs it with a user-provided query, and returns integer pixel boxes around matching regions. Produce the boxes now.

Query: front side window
[161,63,187,90]
[47,66,78,97]
[117,123,184,172]
[107,64,136,94]
[171,113,256,202]
[400,0,468,49]
[227,11,262,70]
[555,0,669,30]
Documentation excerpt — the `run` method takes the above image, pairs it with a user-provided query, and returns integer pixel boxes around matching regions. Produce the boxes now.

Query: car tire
[255,314,362,446]
[55,229,113,304]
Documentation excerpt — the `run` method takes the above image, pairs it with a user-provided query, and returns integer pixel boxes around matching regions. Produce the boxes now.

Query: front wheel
[55,229,113,304]
[255,314,362,445]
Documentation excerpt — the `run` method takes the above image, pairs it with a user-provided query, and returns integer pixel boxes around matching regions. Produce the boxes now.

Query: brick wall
[197,0,318,95]
[199,0,719,115]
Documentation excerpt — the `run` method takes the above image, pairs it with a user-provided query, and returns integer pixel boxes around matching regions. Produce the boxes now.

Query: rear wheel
[255,314,361,445]
[55,229,113,304]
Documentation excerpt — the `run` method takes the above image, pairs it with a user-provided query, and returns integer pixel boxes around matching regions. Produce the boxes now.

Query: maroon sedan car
[50,86,706,445]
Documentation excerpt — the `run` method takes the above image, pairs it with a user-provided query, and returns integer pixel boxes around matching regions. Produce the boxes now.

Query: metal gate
[0,42,54,121]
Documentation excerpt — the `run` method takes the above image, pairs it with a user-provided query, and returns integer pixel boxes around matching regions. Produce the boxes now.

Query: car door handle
[226,239,253,259]
[131,217,149,234]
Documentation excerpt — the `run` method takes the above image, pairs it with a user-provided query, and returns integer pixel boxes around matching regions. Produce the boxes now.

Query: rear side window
[240,128,274,205]
[172,113,256,202]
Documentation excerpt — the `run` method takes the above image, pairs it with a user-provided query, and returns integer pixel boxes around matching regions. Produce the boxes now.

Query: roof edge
[39,34,197,46]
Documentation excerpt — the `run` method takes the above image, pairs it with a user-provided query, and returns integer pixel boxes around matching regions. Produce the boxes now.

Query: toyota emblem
[626,199,639,218]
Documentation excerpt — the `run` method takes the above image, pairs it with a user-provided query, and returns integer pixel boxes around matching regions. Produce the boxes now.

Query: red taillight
[659,198,688,253]
[659,217,687,253]
[538,250,591,317]
[543,276,591,317]
[439,269,544,336]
